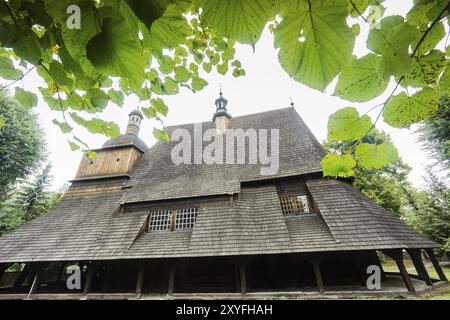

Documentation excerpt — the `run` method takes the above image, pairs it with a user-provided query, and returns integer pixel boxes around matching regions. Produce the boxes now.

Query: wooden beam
[56,262,66,282]
[383,250,415,293]
[234,265,240,293]
[136,263,145,299]
[352,253,367,287]
[168,264,175,294]
[425,248,448,282]
[83,262,99,295]
[305,254,324,293]
[26,263,44,300]
[407,249,432,286]
[312,261,324,293]
[239,262,247,294]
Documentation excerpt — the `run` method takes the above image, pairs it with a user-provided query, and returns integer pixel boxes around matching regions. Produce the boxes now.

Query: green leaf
[151,3,192,50]
[334,54,389,102]
[14,88,38,110]
[45,1,101,74]
[85,150,97,160]
[126,0,169,30]
[49,60,73,87]
[399,50,447,88]
[151,98,169,117]
[153,128,170,142]
[407,2,435,26]
[0,56,22,80]
[191,76,208,91]
[328,107,373,141]
[201,0,274,45]
[367,17,417,77]
[438,67,450,95]
[202,62,212,73]
[38,87,66,110]
[142,106,157,118]
[367,15,403,54]
[108,89,124,107]
[159,55,175,74]
[86,88,110,111]
[13,28,42,63]
[412,21,445,56]
[0,115,4,129]
[69,113,120,138]
[174,65,191,82]
[69,141,80,151]
[86,16,146,88]
[217,62,228,75]
[162,77,179,95]
[355,143,399,169]
[321,153,356,177]
[52,119,72,133]
[274,0,355,91]
[383,88,440,128]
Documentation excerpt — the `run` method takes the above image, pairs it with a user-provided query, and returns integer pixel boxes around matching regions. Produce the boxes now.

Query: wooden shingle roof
[0,107,438,263]
[120,107,326,204]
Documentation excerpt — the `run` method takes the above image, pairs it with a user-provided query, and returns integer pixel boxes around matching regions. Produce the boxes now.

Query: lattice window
[148,210,172,232]
[279,195,311,215]
[175,208,198,230]
[148,208,198,232]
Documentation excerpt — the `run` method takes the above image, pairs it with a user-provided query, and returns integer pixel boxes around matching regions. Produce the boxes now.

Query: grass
[374,258,450,300]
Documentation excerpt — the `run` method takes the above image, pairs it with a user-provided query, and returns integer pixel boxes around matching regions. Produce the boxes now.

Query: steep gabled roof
[0,107,439,263]
[120,107,325,204]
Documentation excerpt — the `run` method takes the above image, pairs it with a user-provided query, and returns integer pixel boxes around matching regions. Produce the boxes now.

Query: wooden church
[0,93,447,298]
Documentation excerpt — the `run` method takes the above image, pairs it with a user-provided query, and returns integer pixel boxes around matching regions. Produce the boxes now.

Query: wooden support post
[305,254,324,293]
[425,248,448,282]
[312,261,324,293]
[239,262,247,294]
[56,262,66,282]
[234,265,240,293]
[136,262,145,299]
[168,264,175,294]
[83,262,99,295]
[103,263,112,292]
[352,253,367,287]
[26,263,44,300]
[407,249,432,286]
[384,250,415,293]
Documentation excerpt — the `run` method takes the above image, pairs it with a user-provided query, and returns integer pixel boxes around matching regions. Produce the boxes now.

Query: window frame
[148,208,199,232]
[279,195,313,215]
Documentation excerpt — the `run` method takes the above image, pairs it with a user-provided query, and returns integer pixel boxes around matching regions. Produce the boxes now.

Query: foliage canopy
[0,92,45,200]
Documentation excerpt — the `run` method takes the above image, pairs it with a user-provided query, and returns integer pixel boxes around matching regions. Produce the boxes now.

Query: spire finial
[219,83,223,96]
[290,97,294,107]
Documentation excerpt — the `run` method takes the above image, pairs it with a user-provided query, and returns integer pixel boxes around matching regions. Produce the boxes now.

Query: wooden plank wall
[75,147,141,178]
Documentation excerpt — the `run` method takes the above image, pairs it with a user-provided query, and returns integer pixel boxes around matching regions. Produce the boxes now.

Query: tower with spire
[213,89,232,135]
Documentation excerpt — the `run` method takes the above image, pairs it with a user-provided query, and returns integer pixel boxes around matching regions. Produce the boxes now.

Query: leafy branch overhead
[0,0,448,177]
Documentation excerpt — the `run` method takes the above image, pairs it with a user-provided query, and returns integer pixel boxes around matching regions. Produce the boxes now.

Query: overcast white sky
[7,0,447,190]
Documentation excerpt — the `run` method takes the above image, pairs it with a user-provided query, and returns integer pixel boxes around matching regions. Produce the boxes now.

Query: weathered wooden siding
[75,147,141,178]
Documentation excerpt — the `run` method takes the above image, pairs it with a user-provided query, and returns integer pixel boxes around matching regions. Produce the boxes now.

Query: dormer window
[148,208,198,232]
[279,195,312,215]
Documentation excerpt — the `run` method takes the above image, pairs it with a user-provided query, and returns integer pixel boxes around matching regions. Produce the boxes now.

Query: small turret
[126,109,144,135]
[212,90,231,135]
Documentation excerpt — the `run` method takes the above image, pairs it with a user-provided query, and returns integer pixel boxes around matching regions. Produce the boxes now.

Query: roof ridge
[165,106,295,129]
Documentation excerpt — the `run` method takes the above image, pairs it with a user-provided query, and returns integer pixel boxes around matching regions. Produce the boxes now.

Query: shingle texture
[0,107,438,263]
[120,107,326,204]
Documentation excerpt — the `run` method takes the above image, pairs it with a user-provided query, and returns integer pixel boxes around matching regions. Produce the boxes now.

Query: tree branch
[0,66,36,92]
